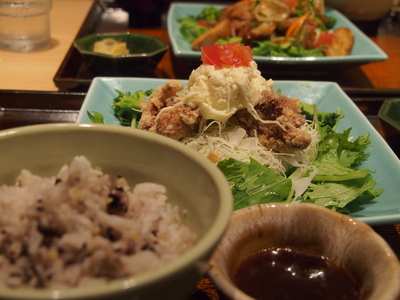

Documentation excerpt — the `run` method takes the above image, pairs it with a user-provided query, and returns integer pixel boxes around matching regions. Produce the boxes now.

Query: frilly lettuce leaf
[298,127,382,210]
[313,128,372,181]
[217,158,292,211]
[218,125,382,212]
[301,176,383,211]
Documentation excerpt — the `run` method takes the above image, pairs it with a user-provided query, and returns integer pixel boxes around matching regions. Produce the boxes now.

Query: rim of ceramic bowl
[208,202,400,300]
[74,31,169,58]
[378,98,400,131]
[0,123,233,299]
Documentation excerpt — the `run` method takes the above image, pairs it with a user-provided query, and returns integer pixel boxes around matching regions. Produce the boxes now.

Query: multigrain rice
[0,156,196,289]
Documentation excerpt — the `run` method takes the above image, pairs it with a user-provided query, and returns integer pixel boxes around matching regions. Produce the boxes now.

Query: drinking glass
[0,0,52,52]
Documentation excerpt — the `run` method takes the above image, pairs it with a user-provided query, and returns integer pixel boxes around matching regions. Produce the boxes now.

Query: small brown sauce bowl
[208,203,400,300]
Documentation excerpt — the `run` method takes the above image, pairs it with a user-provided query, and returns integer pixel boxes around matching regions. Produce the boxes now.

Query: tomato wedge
[201,42,253,69]
[197,20,209,28]
[314,31,333,48]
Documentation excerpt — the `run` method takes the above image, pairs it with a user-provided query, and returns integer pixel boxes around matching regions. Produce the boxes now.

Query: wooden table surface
[0,1,399,299]
[0,0,94,91]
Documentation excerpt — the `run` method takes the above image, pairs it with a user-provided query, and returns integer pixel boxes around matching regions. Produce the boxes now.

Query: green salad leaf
[217,104,382,213]
[111,89,153,127]
[86,89,153,128]
[176,6,222,43]
[197,6,222,22]
[324,16,337,30]
[315,128,372,171]
[300,102,344,130]
[87,111,105,124]
[301,176,382,211]
[217,158,292,211]
[177,6,222,44]
[177,16,207,44]
[216,37,243,45]
[252,40,325,57]
[297,126,383,210]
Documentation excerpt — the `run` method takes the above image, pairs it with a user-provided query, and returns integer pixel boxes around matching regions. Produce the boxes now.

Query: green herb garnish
[86,88,153,128]
[252,40,325,57]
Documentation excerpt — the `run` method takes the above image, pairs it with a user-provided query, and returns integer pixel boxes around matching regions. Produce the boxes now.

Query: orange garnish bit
[286,13,310,37]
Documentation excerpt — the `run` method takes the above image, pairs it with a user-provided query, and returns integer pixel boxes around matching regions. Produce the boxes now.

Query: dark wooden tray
[0,90,84,129]
[53,2,102,91]
[0,89,392,127]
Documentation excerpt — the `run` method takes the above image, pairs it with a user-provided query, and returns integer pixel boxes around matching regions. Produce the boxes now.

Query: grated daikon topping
[181,120,320,176]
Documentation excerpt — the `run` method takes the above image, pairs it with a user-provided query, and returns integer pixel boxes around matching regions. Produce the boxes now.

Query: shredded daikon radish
[181,120,319,176]
[281,120,320,201]
[289,164,318,202]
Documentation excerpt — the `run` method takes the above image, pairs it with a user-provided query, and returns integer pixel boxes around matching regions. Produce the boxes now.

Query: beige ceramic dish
[0,123,232,300]
[209,203,400,300]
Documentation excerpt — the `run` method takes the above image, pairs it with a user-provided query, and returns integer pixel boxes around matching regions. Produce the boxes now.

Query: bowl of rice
[0,123,232,300]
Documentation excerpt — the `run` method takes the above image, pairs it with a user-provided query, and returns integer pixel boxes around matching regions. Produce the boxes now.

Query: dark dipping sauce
[232,247,361,300]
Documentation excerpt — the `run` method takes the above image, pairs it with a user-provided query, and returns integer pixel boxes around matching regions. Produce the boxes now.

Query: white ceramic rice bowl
[0,123,233,300]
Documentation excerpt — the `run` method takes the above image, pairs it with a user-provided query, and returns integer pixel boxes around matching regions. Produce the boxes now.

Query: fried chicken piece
[138,80,202,140]
[219,0,254,43]
[232,90,311,154]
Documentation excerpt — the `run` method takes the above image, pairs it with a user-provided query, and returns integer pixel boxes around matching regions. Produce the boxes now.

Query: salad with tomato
[87,42,381,213]
[87,85,382,213]
[177,0,354,57]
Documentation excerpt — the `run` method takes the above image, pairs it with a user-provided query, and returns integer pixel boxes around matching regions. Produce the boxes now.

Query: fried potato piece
[324,27,354,57]
[192,19,231,51]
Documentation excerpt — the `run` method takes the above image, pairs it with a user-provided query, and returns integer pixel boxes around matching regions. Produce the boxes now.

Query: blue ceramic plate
[77,77,400,225]
[167,3,387,71]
